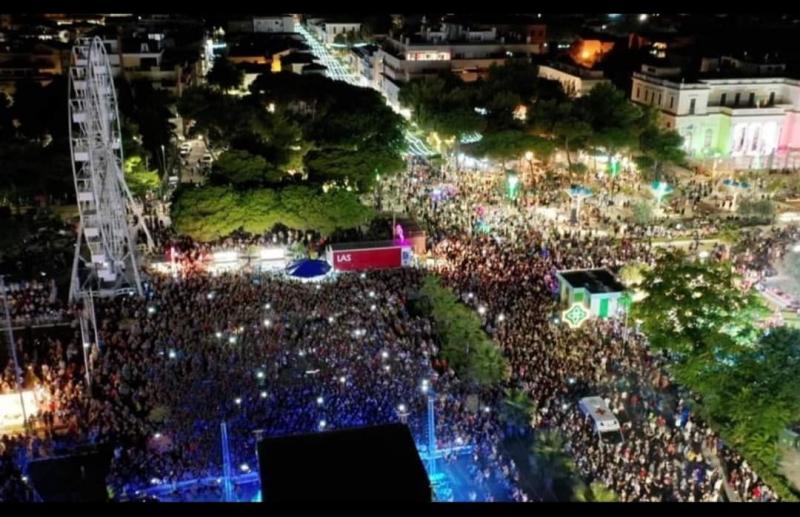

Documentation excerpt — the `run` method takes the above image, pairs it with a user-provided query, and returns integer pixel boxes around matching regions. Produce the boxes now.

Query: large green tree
[123,156,161,198]
[532,99,592,169]
[638,119,685,180]
[209,149,284,187]
[304,145,404,192]
[206,56,245,92]
[171,185,373,241]
[700,327,800,470]
[416,275,508,387]
[578,83,644,160]
[632,250,768,387]
[399,75,485,152]
[470,130,551,169]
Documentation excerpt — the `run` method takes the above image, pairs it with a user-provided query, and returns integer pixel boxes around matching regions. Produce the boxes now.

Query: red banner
[331,247,402,271]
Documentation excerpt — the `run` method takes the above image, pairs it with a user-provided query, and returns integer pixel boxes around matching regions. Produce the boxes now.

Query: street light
[506,171,520,201]
[396,403,410,424]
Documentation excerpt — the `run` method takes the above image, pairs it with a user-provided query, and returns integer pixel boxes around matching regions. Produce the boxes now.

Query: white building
[372,26,544,108]
[228,15,296,34]
[101,35,199,97]
[537,61,610,97]
[631,64,800,170]
[308,19,362,45]
[253,16,296,33]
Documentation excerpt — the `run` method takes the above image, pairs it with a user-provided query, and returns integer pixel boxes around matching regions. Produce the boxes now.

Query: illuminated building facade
[372,21,545,108]
[632,64,800,170]
[537,61,610,97]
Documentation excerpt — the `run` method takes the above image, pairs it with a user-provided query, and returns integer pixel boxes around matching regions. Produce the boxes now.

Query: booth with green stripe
[556,268,626,319]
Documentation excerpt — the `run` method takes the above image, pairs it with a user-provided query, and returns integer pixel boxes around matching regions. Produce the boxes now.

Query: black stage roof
[25,447,112,502]
[558,268,625,294]
[256,423,432,502]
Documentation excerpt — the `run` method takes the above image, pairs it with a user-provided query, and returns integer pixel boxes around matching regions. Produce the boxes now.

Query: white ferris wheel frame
[68,36,153,301]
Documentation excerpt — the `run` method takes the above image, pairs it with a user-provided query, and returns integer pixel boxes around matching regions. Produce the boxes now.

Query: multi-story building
[307,18,362,45]
[369,19,546,108]
[0,39,71,95]
[631,62,800,170]
[347,43,380,87]
[227,15,296,34]
[99,33,202,97]
[537,60,610,97]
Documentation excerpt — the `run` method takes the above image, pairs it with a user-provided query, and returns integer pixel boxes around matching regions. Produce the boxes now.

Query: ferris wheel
[68,36,153,301]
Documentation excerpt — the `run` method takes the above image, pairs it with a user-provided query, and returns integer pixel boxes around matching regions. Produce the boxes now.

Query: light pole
[524,151,534,185]
[421,379,436,477]
[0,275,29,436]
[396,403,410,424]
[220,420,234,502]
[567,185,592,226]
[650,180,673,214]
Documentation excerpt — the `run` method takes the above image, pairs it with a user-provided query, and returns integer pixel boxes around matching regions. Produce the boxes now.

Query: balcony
[705,103,792,116]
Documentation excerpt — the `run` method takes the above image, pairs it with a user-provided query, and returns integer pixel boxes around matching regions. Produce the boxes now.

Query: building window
[720,93,727,106]
[768,91,775,106]
[734,93,740,106]
[636,86,640,99]
[751,125,760,151]
[704,128,712,149]
[689,98,696,115]
[749,92,755,107]
[669,96,674,109]
[657,93,661,105]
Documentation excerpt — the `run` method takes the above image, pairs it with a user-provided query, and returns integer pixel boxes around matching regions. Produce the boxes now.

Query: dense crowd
[1,279,67,327]
[1,264,528,501]
[400,157,780,501]
[1,153,795,502]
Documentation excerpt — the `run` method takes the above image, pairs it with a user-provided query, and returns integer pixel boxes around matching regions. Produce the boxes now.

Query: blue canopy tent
[285,259,331,280]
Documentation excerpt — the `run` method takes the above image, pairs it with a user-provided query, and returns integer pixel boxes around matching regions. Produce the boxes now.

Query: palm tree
[574,481,619,502]
[529,429,581,501]
[499,388,534,434]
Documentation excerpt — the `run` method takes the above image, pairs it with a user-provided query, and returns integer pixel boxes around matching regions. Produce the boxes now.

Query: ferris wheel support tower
[67,37,153,302]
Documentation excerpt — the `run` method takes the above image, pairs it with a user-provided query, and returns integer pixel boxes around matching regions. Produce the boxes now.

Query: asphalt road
[179,137,211,185]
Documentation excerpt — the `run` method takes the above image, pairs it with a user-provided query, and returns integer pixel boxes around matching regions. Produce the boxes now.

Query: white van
[578,396,624,446]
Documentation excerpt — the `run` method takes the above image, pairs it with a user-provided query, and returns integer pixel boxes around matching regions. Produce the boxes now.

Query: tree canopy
[414,275,509,387]
[470,130,552,169]
[171,185,373,241]
[206,56,245,92]
[209,149,284,187]
[632,250,767,363]
[123,155,161,198]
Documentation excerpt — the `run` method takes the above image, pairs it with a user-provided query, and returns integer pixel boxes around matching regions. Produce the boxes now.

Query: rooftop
[558,268,625,294]
[256,424,431,502]
[329,240,400,251]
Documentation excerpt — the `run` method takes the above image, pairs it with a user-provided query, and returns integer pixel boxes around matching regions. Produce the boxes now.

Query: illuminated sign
[405,51,451,61]
[562,303,590,328]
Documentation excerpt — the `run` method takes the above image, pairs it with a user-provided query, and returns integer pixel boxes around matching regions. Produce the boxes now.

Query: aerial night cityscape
[2,9,800,505]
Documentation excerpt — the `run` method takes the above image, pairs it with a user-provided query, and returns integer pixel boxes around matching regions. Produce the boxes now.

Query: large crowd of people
[1,151,796,502]
[1,279,67,327]
[393,157,782,502]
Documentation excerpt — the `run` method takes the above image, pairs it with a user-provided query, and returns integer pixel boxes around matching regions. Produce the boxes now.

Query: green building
[556,268,626,319]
